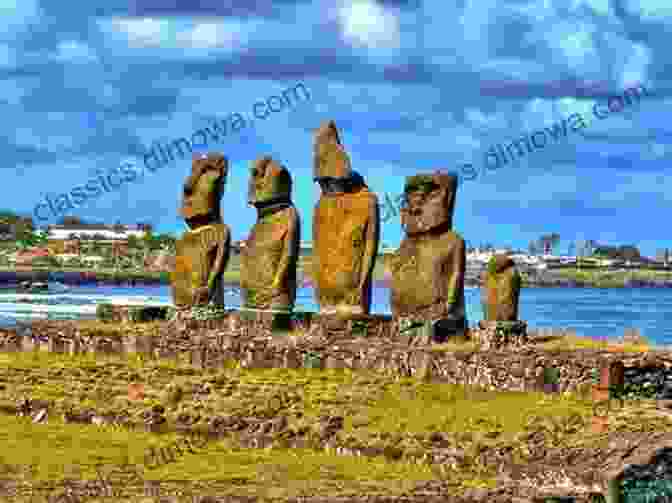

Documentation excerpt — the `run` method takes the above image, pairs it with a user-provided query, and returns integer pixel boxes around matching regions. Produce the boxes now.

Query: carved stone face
[247,157,292,206]
[400,173,457,236]
[180,154,228,224]
[313,120,352,181]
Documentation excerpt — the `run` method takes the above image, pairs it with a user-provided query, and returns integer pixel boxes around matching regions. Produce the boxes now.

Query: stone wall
[5,318,672,398]
[103,304,521,350]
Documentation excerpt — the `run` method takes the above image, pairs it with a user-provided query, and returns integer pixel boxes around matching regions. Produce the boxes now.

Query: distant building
[656,249,669,264]
[12,247,51,265]
[47,223,151,240]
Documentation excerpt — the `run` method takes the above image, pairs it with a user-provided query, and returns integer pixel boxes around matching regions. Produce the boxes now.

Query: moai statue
[312,120,380,317]
[240,156,300,313]
[171,153,231,310]
[389,172,467,343]
[481,254,521,321]
[477,254,527,349]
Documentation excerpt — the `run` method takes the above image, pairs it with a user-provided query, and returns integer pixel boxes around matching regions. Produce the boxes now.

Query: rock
[171,153,231,309]
[32,409,47,423]
[240,156,300,312]
[461,487,490,501]
[389,172,467,342]
[312,120,380,316]
[317,415,344,439]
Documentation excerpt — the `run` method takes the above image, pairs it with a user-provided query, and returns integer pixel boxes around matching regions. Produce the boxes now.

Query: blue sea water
[1,284,671,346]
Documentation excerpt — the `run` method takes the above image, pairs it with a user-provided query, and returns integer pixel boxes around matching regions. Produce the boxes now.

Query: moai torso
[482,254,521,321]
[313,187,378,311]
[171,153,231,308]
[389,173,466,323]
[390,231,465,319]
[312,120,379,315]
[240,157,300,310]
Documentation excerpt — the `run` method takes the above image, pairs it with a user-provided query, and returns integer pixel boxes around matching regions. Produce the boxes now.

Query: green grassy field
[0,349,598,501]
[0,324,670,501]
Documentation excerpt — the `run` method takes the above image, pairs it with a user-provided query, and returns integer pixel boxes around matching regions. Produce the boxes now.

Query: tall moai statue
[312,120,380,316]
[389,172,467,343]
[240,156,300,312]
[171,153,231,309]
[478,254,527,349]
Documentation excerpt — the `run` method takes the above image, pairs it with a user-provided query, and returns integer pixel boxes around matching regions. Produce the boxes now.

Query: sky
[2,0,671,256]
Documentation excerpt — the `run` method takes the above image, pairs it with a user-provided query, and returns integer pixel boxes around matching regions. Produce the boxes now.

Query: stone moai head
[313,120,356,194]
[247,156,292,207]
[180,153,228,228]
[400,171,457,236]
[483,254,522,321]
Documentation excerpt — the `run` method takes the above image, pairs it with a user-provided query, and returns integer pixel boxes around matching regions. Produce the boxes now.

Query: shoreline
[2,268,672,289]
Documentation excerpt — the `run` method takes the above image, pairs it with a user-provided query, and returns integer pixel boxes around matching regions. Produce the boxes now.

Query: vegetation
[0,349,602,501]
[537,331,652,353]
[0,344,668,502]
[554,267,672,287]
[0,322,670,501]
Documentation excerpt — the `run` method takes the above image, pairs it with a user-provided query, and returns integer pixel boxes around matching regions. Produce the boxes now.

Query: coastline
[2,266,672,288]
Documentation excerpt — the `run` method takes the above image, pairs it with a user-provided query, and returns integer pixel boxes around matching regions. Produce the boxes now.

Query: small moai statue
[171,153,231,311]
[240,157,300,330]
[312,120,380,317]
[478,254,527,349]
[389,172,467,344]
[482,254,521,321]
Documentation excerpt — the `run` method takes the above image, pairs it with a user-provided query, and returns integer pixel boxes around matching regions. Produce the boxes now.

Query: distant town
[0,212,670,285]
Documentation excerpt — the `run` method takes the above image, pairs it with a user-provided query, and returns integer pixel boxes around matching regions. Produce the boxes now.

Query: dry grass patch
[538,333,651,353]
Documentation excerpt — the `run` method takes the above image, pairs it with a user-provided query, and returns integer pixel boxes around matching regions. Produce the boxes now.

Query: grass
[0,414,436,502]
[0,348,616,500]
[554,267,672,286]
[2,341,671,501]
[538,332,652,353]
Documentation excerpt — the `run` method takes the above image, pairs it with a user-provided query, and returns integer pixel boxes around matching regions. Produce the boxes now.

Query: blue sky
[2,0,671,256]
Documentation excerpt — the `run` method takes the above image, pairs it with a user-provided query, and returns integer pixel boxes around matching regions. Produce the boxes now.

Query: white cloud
[337,0,401,50]
[175,22,241,50]
[97,17,254,58]
[102,17,173,48]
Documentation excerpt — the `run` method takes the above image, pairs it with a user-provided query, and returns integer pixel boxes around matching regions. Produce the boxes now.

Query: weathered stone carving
[389,172,467,343]
[312,121,380,316]
[171,153,231,309]
[240,156,300,313]
[482,254,522,321]
[476,254,527,349]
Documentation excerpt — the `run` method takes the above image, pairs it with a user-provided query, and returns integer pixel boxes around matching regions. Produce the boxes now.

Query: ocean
[1,284,671,346]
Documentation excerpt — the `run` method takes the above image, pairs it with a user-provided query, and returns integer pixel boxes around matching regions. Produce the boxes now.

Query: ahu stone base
[472,320,528,350]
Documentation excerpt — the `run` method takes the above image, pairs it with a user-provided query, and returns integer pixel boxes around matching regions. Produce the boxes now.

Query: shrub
[96,303,115,323]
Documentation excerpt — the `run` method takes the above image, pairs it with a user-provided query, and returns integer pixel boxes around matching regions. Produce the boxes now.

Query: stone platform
[101,304,520,350]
